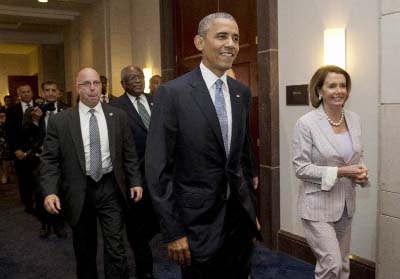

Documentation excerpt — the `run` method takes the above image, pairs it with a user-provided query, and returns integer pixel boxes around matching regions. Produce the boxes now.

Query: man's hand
[252,176,259,190]
[130,186,143,202]
[31,106,43,122]
[167,236,191,267]
[14,150,26,160]
[44,194,61,214]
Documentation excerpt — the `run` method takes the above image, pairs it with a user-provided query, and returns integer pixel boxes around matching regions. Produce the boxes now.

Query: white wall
[377,1,400,277]
[278,0,379,261]
[131,0,162,76]
[0,53,31,101]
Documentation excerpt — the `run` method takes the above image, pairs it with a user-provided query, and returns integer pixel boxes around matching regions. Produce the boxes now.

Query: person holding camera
[23,81,69,238]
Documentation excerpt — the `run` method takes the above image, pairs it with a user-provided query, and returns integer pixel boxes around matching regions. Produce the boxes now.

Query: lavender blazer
[292,105,369,222]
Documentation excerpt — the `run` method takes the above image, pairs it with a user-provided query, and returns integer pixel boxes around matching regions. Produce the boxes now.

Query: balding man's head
[76,68,102,108]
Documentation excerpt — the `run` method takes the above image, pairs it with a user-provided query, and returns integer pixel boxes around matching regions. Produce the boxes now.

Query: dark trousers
[125,191,159,277]
[71,172,128,279]
[181,196,254,279]
[14,156,38,212]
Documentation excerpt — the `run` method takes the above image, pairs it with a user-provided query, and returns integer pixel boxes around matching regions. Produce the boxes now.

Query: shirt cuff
[321,166,338,191]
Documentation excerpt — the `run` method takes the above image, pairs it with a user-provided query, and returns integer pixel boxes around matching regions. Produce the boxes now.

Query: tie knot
[89,108,96,115]
[215,79,223,90]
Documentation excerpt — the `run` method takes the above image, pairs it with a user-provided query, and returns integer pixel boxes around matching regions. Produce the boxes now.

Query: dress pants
[302,206,353,279]
[14,156,38,212]
[181,195,255,279]
[125,191,159,278]
[71,172,128,279]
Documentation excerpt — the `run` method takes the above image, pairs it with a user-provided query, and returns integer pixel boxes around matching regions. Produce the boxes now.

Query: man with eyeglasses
[40,68,143,279]
[111,65,159,279]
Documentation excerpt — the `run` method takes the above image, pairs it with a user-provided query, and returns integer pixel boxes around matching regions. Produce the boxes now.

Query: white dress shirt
[78,101,113,174]
[126,93,151,116]
[200,62,232,153]
[21,101,34,114]
[44,102,59,128]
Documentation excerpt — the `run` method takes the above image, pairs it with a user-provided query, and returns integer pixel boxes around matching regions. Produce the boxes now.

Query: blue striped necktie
[214,79,229,156]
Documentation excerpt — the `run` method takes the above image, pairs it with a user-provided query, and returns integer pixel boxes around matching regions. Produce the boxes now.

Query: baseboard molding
[277,230,375,279]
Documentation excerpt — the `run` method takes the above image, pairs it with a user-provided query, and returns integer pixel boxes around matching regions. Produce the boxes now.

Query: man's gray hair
[197,12,236,37]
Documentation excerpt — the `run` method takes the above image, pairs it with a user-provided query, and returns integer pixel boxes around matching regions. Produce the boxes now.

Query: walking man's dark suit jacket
[145,67,259,273]
[112,93,159,277]
[40,103,141,226]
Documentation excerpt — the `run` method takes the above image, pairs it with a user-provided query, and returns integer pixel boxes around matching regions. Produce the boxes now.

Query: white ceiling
[0,0,94,34]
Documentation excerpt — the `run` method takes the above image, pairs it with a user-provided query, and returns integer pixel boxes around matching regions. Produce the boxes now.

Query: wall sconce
[143,68,152,94]
[324,28,346,69]
[38,0,48,3]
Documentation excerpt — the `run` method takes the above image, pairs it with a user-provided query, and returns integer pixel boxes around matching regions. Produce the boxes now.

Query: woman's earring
[318,94,322,101]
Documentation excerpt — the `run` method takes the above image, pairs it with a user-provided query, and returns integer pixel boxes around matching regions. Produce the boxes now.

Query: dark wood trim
[277,230,376,279]
[159,0,175,82]
[256,0,280,250]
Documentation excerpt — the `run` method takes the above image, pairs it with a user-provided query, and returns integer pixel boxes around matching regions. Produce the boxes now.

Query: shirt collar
[79,101,103,115]
[22,101,33,107]
[199,62,228,90]
[126,92,146,102]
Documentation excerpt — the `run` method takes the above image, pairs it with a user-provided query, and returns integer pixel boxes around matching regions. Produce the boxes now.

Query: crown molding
[0,4,80,21]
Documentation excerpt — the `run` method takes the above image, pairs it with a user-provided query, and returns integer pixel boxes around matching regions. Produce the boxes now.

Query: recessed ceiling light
[38,0,48,3]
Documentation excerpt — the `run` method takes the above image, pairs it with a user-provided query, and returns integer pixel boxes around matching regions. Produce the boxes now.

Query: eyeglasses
[77,80,102,88]
[123,75,145,82]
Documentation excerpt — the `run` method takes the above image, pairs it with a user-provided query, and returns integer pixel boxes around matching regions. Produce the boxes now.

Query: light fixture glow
[324,28,346,69]
[143,68,152,94]
[38,0,48,3]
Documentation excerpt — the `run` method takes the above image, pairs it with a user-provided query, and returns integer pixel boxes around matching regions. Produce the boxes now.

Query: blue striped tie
[214,79,229,156]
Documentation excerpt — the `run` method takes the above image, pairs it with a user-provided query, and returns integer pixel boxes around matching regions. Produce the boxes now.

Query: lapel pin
[109,112,113,116]
[150,102,154,106]
[236,94,240,98]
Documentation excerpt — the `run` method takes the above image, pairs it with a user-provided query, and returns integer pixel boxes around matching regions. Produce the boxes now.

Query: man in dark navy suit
[112,65,159,279]
[146,13,259,279]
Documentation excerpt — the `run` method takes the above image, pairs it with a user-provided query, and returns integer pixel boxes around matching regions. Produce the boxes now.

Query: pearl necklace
[325,109,345,127]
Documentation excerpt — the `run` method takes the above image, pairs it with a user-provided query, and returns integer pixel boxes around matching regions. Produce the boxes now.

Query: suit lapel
[102,103,116,163]
[227,78,242,161]
[190,69,226,157]
[121,93,147,131]
[68,107,85,172]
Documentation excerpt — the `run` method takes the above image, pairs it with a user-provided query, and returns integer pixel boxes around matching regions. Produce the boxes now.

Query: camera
[38,102,56,114]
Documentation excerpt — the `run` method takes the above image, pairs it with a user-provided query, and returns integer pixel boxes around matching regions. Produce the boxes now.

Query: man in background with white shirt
[112,65,159,279]
[23,81,69,238]
[5,83,36,215]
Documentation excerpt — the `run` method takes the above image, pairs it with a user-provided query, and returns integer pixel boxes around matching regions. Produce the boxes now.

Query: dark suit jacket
[40,103,142,226]
[111,93,153,170]
[111,93,159,237]
[145,67,257,258]
[5,103,30,155]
